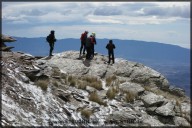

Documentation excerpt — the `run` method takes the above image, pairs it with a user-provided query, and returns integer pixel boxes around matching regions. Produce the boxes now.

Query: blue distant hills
[6,37,190,96]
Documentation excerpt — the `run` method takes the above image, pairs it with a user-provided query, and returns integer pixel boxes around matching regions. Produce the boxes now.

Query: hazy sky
[2,2,190,49]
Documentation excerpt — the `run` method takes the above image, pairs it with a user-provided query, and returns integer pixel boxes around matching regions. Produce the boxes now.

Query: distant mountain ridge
[8,37,190,63]
[6,37,190,96]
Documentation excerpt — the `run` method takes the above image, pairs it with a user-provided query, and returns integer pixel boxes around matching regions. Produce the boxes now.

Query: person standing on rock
[90,32,97,59]
[80,31,88,57]
[85,35,92,60]
[106,40,116,64]
[46,30,57,56]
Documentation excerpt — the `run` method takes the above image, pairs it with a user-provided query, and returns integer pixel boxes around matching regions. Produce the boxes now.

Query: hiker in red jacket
[106,40,116,64]
[80,31,88,57]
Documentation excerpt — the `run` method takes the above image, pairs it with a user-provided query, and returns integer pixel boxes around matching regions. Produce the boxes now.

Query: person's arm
[54,35,57,42]
[113,44,115,49]
[94,38,97,45]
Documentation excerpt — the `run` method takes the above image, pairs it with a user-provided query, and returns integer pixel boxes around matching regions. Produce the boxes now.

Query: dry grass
[69,80,76,87]
[35,79,49,91]
[68,75,73,82]
[53,81,59,87]
[125,91,137,103]
[81,76,102,90]
[82,76,96,83]
[61,73,67,80]
[89,81,102,90]
[52,67,61,76]
[106,87,118,100]
[106,75,117,86]
[143,85,151,91]
[68,75,76,87]
[89,91,107,106]
[81,108,93,119]
[78,81,87,90]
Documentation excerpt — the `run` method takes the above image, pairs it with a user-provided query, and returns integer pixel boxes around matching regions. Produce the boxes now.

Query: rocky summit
[1,50,191,127]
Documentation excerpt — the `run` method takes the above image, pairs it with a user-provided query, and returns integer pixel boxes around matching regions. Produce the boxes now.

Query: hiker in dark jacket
[46,30,57,56]
[90,32,97,58]
[106,40,116,64]
[85,35,92,60]
[80,31,88,57]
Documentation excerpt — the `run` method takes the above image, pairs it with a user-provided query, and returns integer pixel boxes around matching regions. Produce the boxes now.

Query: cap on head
[51,30,55,34]
[109,40,112,43]
[92,32,96,37]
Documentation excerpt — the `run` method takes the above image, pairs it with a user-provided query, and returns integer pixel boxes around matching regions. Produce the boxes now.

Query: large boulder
[141,92,165,107]
[142,115,164,126]
[130,65,170,90]
[180,102,191,121]
[174,116,190,126]
[1,34,16,51]
[155,101,176,116]
[119,82,145,95]
[169,86,185,97]
[1,34,17,42]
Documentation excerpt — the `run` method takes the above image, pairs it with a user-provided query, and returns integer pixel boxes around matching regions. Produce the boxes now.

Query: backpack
[86,37,91,47]
[80,33,86,41]
[91,37,96,44]
[106,43,115,51]
[46,35,50,42]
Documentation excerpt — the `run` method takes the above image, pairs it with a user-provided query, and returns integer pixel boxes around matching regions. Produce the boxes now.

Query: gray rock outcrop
[1,50,190,127]
[141,92,165,107]
[119,82,145,95]
[155,100,176,116]
[1,34,16,51]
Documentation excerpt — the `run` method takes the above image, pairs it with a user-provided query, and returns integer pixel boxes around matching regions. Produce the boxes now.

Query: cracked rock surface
[1,51,190,127]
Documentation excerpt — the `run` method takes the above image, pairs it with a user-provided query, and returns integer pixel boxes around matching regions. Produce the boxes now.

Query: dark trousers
[86,46,92,59]
[108,51,115,63]
[91,43,95,57]
[80,41,86,55]
[49,42,54,56]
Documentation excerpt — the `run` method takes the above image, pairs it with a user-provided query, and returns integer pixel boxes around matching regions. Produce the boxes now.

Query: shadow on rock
[44,56,52,60]
[83,59,91,67]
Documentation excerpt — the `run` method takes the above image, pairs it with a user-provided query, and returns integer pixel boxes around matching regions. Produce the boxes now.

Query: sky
[2,2,190,49]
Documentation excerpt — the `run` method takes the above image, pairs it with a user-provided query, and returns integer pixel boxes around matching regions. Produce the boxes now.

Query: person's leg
[92,44,95,57]
[83,42,86,54]
[80,41,83,55]
[86,47,91,59]
[108,51,111,63]
[86,47,89,59]
[112,51,115,63]
[49,43,53,56]
[89,47,92,59]
[90,44,93,58]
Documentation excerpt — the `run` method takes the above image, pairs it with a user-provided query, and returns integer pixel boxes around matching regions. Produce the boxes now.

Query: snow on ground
[102,80,108,90]
[2,72,78,126]
[115,58,127,63]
